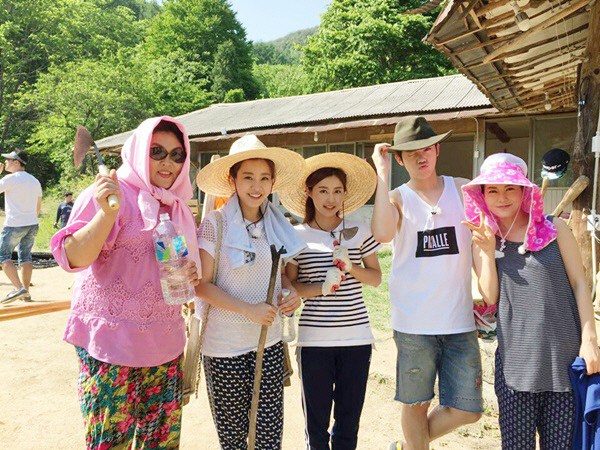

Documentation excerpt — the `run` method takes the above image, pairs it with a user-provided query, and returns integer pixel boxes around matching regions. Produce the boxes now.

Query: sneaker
[1,287,28,304]
[22,292,32,302]
[388,442,403,450]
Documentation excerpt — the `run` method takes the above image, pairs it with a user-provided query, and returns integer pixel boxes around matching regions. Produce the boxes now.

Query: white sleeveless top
[389,176,475,335]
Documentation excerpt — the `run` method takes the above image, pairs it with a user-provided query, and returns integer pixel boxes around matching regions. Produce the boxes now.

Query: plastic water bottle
[153,213,195,305]
[280,289,296,343]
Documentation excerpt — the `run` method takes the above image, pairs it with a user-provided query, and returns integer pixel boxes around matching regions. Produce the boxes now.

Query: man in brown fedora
[371,117,482,450]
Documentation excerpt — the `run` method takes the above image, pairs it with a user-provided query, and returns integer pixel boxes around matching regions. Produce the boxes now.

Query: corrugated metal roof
[95,74,491,150]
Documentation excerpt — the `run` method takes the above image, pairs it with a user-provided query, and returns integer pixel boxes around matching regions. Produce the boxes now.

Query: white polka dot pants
[495,352,574,450]
[204,341,284,450]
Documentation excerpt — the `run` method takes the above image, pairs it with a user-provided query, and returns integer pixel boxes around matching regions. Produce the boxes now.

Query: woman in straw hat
[462,153,600,449]
[195,134,306,449]
[51,117,200,448]
[279,153,382,450]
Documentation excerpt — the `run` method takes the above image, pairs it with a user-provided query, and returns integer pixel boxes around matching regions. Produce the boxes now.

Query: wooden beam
[453,32,514,55]
[469,9,483,28]
[482,0,589,64]
[475,0,511,17]
[458,0,481,21]
[436,27,483,46]
[572,0,600,288]
[0,301,71,321]
[514,60,581,84]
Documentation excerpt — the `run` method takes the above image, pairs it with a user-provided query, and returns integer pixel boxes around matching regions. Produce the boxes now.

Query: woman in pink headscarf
[51,116,200,449]
[462,153,600,450]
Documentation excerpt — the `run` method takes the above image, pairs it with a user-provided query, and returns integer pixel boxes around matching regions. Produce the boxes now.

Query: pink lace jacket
[51,181,185,367]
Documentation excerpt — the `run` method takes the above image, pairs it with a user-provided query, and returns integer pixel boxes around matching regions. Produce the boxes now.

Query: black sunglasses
[150,146,187,164]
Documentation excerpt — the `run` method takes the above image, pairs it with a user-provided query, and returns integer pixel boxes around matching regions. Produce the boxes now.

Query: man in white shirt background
[0,150,43,303]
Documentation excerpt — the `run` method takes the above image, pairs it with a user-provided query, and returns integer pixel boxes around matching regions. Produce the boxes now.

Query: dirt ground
[0,266,502,449]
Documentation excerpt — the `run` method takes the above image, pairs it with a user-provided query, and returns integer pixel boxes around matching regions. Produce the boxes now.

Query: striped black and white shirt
[290,220,380,347]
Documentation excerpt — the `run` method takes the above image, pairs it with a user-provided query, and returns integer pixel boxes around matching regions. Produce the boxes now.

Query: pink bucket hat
[462,153,557,253]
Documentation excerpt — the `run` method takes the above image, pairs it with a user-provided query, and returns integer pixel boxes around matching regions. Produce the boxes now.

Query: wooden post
[248,245,285,450]
[572,0,600,288]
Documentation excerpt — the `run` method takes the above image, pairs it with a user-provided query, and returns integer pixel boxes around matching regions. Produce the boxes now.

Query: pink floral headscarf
[117,116,201,269]
[462,153,557,253]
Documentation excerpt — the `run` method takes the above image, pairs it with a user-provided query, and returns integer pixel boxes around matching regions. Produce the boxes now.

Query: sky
[226,0,330,42]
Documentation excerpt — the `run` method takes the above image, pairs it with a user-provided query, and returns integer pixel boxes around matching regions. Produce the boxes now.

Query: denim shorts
[0,224,39,264]
[393,330,483,413]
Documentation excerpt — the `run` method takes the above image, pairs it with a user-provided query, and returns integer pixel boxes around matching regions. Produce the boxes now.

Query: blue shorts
[393,330,483,413]
[0,224,39,264]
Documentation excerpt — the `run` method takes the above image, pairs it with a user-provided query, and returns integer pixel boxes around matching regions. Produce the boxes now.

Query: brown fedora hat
[389,116,452,152]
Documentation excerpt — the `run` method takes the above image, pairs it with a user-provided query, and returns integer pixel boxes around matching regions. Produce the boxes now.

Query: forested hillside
[0,0,453,189]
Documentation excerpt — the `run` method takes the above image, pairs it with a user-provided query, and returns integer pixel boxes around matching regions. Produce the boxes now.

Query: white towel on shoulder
[221,194,306,270]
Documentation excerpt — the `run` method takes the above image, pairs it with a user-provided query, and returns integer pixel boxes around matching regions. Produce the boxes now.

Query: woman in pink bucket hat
[462,153,600,449]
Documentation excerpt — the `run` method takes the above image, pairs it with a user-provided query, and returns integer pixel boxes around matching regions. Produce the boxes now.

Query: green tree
[301,0,455,91]
[143,0,258,99]
[223,89,246,103]
[132,48,212,117]
[253,42,287,65]
[0,0,145,153]
[253,64,312,98]
[212,40,258,102]
[19,60,149,184]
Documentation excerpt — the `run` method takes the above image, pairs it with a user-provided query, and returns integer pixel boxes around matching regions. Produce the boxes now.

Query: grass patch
[33,174,96,252]
[364,245,393,333]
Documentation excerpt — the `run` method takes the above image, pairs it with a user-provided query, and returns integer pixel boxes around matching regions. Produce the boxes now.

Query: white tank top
[389,176,475,334]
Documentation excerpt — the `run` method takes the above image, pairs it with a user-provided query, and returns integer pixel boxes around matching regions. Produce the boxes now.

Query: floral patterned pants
[76,346,183,449]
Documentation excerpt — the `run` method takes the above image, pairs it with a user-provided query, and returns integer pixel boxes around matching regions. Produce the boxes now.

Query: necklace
[244,210,264,239]
[495,212,520,258]
[313,217,340,242]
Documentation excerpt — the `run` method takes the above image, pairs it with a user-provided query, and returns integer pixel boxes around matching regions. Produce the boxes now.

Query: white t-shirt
[290,220,380,347]
[197,210,282,358]
[0,171,42,226]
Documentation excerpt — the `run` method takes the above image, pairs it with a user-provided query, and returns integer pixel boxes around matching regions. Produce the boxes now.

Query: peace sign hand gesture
[462,211,496,254]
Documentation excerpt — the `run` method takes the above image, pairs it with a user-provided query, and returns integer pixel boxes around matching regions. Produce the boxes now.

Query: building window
[302,145,326,157]
[329,143,355,154]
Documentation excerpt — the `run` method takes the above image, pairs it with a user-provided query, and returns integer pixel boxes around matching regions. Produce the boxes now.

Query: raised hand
[462,211,496,254]
[93,169,121,215]
[372,143,391,177]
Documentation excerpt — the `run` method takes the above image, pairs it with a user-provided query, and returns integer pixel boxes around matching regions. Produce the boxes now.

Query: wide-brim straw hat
[389,116,452,152]
[196,134,305,196]
[279,152,376,218]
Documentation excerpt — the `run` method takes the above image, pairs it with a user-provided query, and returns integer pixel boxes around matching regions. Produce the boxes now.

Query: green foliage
[253,64,312,98]
[212,40,258,102]
[107,0,162,20]
[132,49,212,117]
[1,0,241,190]
[301,0,456,91]
[19,59,148,185]
[143,0,258,99]
[223,89,246,103]
[0,0,149,180]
